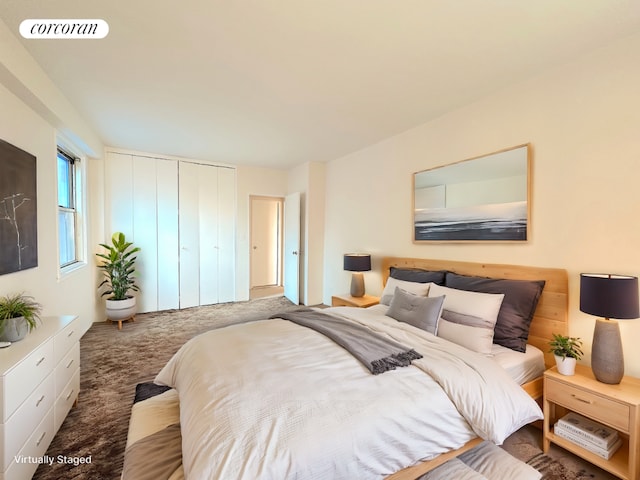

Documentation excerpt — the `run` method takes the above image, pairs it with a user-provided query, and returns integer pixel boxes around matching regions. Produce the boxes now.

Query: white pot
[0,316,29,342]
[555,354,577,376]
[105,296,137,321]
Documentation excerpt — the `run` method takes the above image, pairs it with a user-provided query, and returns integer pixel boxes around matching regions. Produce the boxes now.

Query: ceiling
[1,1,640,169]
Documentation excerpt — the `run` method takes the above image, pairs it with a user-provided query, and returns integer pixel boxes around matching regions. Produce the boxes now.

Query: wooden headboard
[381,257,569,368]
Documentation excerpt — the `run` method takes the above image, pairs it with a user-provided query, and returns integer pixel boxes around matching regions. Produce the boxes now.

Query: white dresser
[0,316,82,480]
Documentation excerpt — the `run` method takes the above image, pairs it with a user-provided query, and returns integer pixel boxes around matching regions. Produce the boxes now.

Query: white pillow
[380,277,432,306]
[437,319,495,355]
[428,284,504,322]
[428,284,504,355]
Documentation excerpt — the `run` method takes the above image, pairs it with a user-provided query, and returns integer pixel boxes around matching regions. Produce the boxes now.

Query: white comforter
[155,306,542,480]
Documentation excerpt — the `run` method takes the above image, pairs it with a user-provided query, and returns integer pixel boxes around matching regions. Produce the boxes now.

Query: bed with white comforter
[152,305,542,480]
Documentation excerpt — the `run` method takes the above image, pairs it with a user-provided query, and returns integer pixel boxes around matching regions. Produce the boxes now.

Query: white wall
[323,32,640,376]
[0,19,104,332]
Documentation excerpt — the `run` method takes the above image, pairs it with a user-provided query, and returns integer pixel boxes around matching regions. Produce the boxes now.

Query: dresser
[0,316,82,480]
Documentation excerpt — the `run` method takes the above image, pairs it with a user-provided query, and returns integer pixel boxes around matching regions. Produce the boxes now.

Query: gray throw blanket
[271,309,422,374]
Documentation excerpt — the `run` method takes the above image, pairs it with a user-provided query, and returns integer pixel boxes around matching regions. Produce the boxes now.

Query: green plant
[0,292,42,332]
[549,333,583,360]
[96,232,141,300]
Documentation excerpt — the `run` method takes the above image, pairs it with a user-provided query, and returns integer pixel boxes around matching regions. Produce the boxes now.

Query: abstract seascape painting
[0,139,38,275]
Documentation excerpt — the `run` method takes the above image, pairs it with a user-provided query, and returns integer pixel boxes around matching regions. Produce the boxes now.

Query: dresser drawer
[1,407,55,480]
[2,340,54,420]
[0,373,55,471]
[54,318,81,365]
[546,378,630,432]
[55,342,79,398]
[55,370,79,432]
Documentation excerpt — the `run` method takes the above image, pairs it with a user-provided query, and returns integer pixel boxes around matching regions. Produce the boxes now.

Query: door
[283,192,301,304]
[250,196,282,288]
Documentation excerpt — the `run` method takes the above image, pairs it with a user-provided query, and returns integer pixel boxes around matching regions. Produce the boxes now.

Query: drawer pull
[66,359,74,369]
[36,356,46,366]
[65,389,75,401]
[67,330,74,338]
[571,394,593,404]
[36,431,46,446]
[36,394,45,407]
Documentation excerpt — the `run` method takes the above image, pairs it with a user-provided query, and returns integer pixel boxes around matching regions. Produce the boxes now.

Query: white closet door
[156,159,179,310]
[132,156,159,313]
[105,152,133,238]
[217,167,236,303]
[199,165,219,305]
[179,162,201,309]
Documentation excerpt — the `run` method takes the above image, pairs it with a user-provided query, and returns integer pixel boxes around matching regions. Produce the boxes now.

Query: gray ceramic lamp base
[350,272,365,297]
[591,318,624,384]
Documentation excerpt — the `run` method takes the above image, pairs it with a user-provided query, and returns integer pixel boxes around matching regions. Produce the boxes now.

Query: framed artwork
[0,139,38,274]
[413,144,530,242]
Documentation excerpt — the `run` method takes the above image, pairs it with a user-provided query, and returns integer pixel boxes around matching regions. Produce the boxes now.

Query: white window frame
[57,137,87,278]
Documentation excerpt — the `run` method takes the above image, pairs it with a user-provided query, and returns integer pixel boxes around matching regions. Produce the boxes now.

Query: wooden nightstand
[331,294,380,308]
[543,364,640,480]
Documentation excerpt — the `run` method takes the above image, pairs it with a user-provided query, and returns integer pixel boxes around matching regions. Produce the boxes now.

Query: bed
[123,257,568,480]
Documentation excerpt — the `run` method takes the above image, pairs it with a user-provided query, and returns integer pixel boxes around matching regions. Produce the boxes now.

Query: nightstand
[543,364,640,480]
[331,294,380,308]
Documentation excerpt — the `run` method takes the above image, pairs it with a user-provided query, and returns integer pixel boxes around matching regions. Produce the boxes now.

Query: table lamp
[580,273,639,384]
[343,254,371,297]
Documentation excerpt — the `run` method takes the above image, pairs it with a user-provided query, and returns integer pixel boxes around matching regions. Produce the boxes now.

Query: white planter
[555,354,577,376]
[105,296,137,321]
[0,316,29,342]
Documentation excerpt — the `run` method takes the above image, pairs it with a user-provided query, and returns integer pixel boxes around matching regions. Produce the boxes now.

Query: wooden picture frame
[413,144,530,242]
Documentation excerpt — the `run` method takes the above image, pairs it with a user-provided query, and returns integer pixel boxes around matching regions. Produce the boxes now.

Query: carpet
[33,297,616,480]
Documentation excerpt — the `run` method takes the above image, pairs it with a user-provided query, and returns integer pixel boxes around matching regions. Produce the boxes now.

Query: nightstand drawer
[546,379,629,432]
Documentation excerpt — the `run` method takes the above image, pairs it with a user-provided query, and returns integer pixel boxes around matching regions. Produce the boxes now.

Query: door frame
[249,195,284,290]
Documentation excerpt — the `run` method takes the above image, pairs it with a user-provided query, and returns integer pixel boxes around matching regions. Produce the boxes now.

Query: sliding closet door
[156,159,180,310]
[178,162,236,308]
[198,164,219,305]
[132,156,159,313]
[179,162,201,309]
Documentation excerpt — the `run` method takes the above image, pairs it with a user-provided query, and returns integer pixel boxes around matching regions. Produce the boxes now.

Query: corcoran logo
[19,19,109,39]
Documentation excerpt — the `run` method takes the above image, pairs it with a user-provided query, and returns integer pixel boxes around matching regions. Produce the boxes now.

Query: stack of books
[554,412,622,460]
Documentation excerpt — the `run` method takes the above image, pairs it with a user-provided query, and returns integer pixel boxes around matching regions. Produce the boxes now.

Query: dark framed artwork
[0,139,38,274]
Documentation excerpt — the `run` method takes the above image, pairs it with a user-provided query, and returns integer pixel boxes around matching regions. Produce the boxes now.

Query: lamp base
[591,318,624,384]
[350,272,365,297]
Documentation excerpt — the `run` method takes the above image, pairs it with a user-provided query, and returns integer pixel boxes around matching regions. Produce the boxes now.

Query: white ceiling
[1,1,640,169]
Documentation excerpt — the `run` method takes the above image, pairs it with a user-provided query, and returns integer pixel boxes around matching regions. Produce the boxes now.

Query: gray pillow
[390,267,447,285]
[445,272,545,353]
[386,287,445,335]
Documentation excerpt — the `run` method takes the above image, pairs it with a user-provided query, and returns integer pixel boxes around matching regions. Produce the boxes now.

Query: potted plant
[0,293,42,342]
[549,333,583,375]
[96,232,141,322]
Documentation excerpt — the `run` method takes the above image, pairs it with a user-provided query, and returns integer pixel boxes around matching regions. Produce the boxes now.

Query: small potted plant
[0,293,42,342]
[96,232,141,323]
[549,333,583,375]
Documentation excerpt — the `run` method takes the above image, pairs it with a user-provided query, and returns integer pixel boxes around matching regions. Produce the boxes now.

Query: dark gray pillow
[444,272,545,352]
[390,267,446,285]
[386,287,445,335]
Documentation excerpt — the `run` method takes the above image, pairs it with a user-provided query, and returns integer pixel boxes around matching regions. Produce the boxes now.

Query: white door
[283,192,301,304]
[179,162,201,309]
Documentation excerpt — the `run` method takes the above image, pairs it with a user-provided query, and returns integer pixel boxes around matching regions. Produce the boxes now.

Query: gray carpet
[33,296,616,479]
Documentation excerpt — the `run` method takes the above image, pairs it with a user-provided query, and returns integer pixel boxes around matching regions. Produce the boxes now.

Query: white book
[555,423,622,460]
[557,412,619,449]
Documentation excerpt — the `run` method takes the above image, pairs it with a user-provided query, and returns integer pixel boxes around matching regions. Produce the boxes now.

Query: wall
[0,19,104,333]
[322,32,640,376]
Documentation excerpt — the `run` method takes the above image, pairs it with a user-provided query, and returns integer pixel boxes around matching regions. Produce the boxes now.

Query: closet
[105,152,236,312]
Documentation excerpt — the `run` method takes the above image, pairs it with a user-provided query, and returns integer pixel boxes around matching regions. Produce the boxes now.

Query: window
[57,147,84,270]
